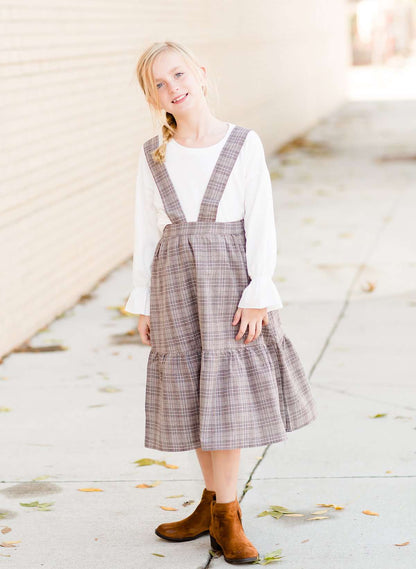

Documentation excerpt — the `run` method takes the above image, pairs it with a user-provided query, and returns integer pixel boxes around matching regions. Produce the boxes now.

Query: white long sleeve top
[124,122,284,316]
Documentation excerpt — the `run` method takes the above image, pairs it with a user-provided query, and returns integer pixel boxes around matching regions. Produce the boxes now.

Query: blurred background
[1,0,415,358]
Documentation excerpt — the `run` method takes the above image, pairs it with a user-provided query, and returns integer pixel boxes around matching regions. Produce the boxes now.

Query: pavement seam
[307,183,407,384]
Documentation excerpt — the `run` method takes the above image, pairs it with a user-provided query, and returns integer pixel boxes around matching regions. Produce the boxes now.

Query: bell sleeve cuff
[124,285,150,316]
[238,276,283,312]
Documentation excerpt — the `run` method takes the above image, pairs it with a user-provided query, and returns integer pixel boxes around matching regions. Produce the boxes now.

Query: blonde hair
[136,41,216,163]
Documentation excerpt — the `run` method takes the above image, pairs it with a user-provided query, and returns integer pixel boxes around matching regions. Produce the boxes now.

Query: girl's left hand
[232,307,269,344]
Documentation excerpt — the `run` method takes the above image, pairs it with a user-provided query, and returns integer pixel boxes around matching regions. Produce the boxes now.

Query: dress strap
[197,126,251,222]
[143,135,187,224]
[143,125,251,224]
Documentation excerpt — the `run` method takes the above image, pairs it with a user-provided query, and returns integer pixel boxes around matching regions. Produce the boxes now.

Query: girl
[125,41,317,565]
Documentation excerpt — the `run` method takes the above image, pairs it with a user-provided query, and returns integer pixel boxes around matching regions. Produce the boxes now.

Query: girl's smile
[171,92,189,104]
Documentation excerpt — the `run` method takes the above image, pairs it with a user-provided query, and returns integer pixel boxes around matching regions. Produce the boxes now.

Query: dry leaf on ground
[1,528,11,534]
[317,503,344,510]
[136,481,161,488]
[134,458,178,469]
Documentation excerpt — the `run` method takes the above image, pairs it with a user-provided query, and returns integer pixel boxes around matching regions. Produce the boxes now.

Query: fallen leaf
[269,506,294,513]
[362,281,376,292]
[283,513,304,517]
[395,541,409,546]
[362,510,379,516]
[0,541,21,547]
[134,458,179,469]
[306,516,329,521]
[136,481,161,489]
[317,503,344,510]
[165,494,184,498]
[135,458,156,467]
[254,547,284,564]
[311,509,328,515]
[152,553,165,557]
[0,407,11,413]
[78,488,103,492]
[258,505,297,519]
[163,462,179,469]
[369,413,387,418]
[108,304,131,316]
[1,528,11,534]
[270,512,284,520]
[160,506,177,511]
[99,386,121,393]
[20,501,54,511]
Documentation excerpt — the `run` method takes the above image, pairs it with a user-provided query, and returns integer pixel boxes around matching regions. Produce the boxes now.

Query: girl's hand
[137,314,151,346]
[232,307,269,344]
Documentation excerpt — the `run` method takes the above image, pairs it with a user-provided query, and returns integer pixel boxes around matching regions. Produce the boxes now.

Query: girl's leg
[195,448,241,501]
[210,449,241,502]
[195,448,215,491]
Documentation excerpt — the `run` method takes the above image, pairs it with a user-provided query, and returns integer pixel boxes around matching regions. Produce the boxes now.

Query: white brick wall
[0,0,350,357]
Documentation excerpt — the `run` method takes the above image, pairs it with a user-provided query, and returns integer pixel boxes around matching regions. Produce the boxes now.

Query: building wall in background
[1,0,350,357]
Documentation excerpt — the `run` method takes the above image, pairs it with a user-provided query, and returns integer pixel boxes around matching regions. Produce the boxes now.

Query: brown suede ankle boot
[155,488,216,542]
[209,497,259,564]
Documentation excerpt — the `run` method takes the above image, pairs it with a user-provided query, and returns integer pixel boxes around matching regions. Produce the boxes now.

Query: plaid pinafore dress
[143,125,317,452]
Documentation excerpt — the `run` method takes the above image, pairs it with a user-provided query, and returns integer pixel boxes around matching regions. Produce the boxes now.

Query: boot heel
[210,534,222,552]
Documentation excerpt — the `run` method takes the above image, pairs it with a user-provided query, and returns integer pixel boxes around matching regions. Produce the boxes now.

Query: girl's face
[151,50,205,115]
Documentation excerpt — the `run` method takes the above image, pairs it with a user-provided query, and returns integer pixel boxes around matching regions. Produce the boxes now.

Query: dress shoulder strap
[143,134,187,224]
[197,125,251,222]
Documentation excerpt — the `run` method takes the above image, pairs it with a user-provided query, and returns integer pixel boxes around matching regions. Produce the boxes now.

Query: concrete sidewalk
[1,76,416,567]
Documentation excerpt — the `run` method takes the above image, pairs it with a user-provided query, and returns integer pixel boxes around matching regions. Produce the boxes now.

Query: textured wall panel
[0,0,350,356]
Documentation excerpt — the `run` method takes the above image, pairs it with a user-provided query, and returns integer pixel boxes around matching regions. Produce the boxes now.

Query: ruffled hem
[144,317,317,452]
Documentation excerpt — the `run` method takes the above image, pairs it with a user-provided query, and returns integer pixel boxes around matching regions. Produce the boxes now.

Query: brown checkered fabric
[142,125,317,451]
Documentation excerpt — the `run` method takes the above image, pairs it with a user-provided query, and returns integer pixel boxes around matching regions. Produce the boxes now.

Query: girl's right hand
[137,314,151,346]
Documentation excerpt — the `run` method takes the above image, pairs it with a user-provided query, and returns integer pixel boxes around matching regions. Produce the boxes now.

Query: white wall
[0,0,350,357]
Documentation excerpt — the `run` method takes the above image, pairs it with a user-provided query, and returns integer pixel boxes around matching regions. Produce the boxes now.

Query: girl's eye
[156,72,184,89]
